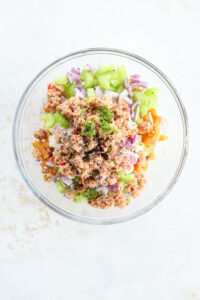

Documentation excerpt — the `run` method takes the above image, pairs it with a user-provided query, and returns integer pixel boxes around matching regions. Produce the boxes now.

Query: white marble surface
[0,0,200,299]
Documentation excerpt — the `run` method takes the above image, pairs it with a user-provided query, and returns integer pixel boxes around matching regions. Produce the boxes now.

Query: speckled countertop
[0,0,200,299]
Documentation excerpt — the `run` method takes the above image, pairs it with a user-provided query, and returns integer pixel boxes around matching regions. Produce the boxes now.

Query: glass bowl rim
[12,47,189,225]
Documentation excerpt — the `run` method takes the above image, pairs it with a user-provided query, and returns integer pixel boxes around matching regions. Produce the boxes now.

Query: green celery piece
[81,70,95,88]
[144,143,155,157]
[40,113,56,129]
[54,111,70,128]
[132,87,159,117]
[144,87,160,97]
[73,193,88,203]
[66,82,75,99]
[116,65,127,83]
[96,64,115,74]
[56,181,66,193]
[116,84,124,93]
[54,77,75,99]
[97,73,112,90]
[118,172,135,184]
[87,88,96,100]
[54,77,68,86]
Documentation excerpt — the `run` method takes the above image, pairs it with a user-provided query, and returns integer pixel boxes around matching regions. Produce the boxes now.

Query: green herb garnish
[99,120,118,135]
[81,119,96,137]
[91,170,100,177]
[72,176,82,185]
[98,107,114,122]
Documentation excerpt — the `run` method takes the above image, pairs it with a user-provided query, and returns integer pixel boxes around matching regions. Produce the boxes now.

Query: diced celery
[40,113,56,129]
[73,194,88,203]
[54,111,70,128]
[144,143,155,157]
[81,70,95,88]
[87,88,96,100]
[132,87,159,117]
[118,172,135,184]
[96,64,115,74]
[56,181,66,193]
[66,82,75,98]
[54,77,68,87]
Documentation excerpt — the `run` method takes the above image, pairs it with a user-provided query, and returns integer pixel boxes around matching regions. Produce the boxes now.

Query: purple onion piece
[83,64,96,73]
[134,105,140,121]
[61,96,67,103]
[104,90,119,100]
[108,182,119,192]
[129,155,137,165]
[52,175,57,182]
[130,74,141,79]
[71,67,80,76]
[66,72,74,84]
[95,86,103,98]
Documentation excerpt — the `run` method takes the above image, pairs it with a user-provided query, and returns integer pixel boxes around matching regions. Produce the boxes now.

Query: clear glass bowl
[13,48,188,225]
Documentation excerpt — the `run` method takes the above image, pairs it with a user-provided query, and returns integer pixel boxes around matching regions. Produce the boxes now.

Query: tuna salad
[32,65,168,209]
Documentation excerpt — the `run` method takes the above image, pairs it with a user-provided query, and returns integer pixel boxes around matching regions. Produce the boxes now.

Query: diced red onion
[130,74,141,79]
[124,78,132,97]
[119,89,128,100]
[61,96,67,103]
[130,101,138,119]
[129,155,137,165]
[125,139,133,150]
[108,182,119,192]
[131,79,141,84]
[133,105,140,121]
[83,64,96,73]
[71,67,80,76]
[66,72,74,84]
[52,175,57,182]
[125,96,133,105]
[74,87,86,99]
[61,176,73,186]
[96,186,108,195]
[95,86,103,98]
[67,68,81,84]
[129,134,138,144]
[104,90,119,100]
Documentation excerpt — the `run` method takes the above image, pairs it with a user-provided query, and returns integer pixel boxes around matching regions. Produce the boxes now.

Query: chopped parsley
[81,119,96,137]
[98,107,114,122]
[91,170,100,177]
[72,176,82,185]
[99,120,118,135]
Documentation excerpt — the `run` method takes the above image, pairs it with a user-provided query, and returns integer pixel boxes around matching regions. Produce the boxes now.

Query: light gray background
[0,0,199,299]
